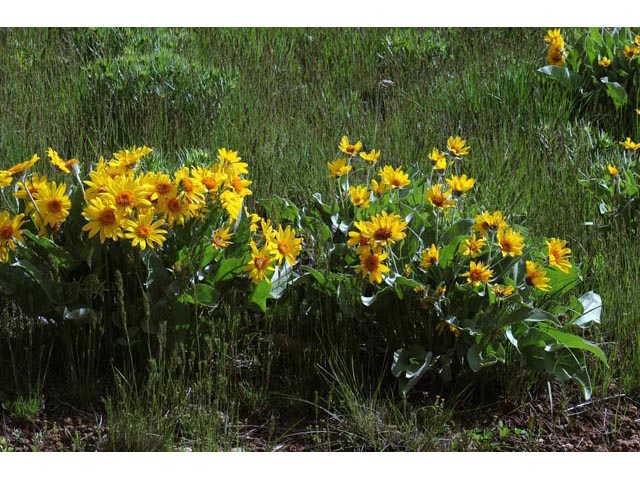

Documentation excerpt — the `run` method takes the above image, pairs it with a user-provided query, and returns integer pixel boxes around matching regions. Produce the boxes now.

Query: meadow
[0,27,638,451]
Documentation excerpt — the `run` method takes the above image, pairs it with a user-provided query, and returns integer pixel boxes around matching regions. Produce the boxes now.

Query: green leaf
[192,283,221,308]
[570,291,602,328]
[302,266,327,288]
[209,256,248,284]
[537,65,580,89]
[467,343,483,372]
[249,279,271,313]
[600,77,628,109]
[537,324,608,367]
[270,263,297,300]
[546,264,580,297]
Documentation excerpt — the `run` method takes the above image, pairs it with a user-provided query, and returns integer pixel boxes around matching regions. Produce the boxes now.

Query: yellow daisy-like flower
[0,172,12,189]
[607,164,619,177]
[212,226,234,250]
[494,284,515,298]
[379,165,410,189]
[192,165,227,197]
[142,171,177,208]
[526,260,551,292]
[14,173,48,201]
[461,260,493,287]
[426,183,455,209]
[358,247,390,284]
[623,44,640,60]
[327,158,352,178]
[220,190,244,222]
[227,175,253,199]
[0,211,25,254]
[598,56,612,67]
[446,174,475,195]
[47,148,78,174]
[635,35,640,47]
[496,227,525,257]
[112,146,153,170]
[462,234,487,258]
[428,147,446,165]
[81,197,124,244]
[370,178,388,196]
[543,28,563,45]
[104,175,153,214]
[349,185,371,209]
[245,240,275,284]
[5,154,39,178]
[473,210,507,237]
[160,196,198,226]
[33,181,71,229]
[361,211,408,247]
[339,135,363,156]
[273,225,303,266]
[547,38,568,66]
[246,209,262,233]
[621,137,640,151]
[419,244,440,268]
[175,166,206,204]
[359,149,381,163]
[547,237,572,273]
[447,136,471,157]
[124,212,167,250]
[347,229,372,255]
[217,147,249,177]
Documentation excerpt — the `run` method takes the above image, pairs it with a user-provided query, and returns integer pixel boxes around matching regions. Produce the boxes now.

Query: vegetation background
[0,26,638,451]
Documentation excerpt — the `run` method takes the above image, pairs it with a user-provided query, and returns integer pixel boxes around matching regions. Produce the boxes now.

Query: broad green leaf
[249,279,271,313]
[209,256,248,284]
[537,65,580,89]
[570,291,602,328]
[600,77,628,109]
[538,323,608,367]
[270,263,297,299]
[193,283,221,308]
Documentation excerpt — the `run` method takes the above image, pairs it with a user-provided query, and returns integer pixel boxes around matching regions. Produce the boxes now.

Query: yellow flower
[473,210,507,237]
[360,211,408,247]
[339,135,363,156]
[0,211,25,254]
[191,165,227,197]
[124,212,167,250]
[370,178,388,196]
[636,108,640,116]
[358,247,390,284]
[379,165,410,189]
[15,173,48,201]
[227,175,253,199]
[246,209,261,233]
[462,234,487,258]
[273,225,303,266]
[104,175,153,214]
[436,321,460,338]
[547,237,572,273]
[607,164,619,177]
[217,147,249,177]
[81,196,124,244]
[428,148,446,164]
[526,260,551,292]
[623,44,640,60]
[419,244,440,268]
[426,183,455,209]
[621,137,640,151]
[143,172,177,208]
[4,154,39,178]
[245,240,275,284]
[327,158,352,178]
[446,174,475,195]
[635,35,640,47]
[160,195,199,226]
[494,284,515,298]
[0,171,12,189]
[47,148,78,174]
[33,181,71,229]
[212,226,234,249]
[112,146,153,169]
[496,228,525,257]
[220,190,243,221]
[359,149,380,163]
[175,166,206,204]
[83,163,111,201]
[547,38,568,66]
[347,228,372,255]
[349,185,371,209]
[598,56,612,67]
[461,260,493,287]
[447,136,471,157]
[543,28,563,44]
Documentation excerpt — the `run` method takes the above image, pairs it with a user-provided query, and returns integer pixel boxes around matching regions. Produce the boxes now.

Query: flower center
[136,225,152,238]
[47,199,63,214]
[364,253,380,272]
[278,241,290,255]
[373,227,393,241]
[99,209,117,226]
[0,225,14,240]
[232,178,244,194]
[501,239,513,252]
[180,178,194,193]
[167,198,182,213]
[470,268,484,282]
[115,190,135,207]
[254,256,269,271]
[202,177,217,190]
[156,182,172,195]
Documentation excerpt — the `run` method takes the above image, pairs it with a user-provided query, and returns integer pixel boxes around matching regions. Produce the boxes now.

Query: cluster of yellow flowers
[0,146,256,260]
[544,28,569,67]
[327,134,573,298]
[623,35,640,60]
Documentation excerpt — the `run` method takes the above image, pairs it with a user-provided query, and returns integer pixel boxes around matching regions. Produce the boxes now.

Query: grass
[1,27,638,451]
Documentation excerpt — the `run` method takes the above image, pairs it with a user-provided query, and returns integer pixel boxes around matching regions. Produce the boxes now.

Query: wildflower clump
[297,134,605,398]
